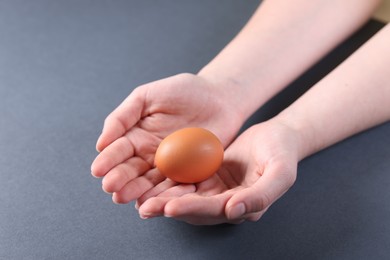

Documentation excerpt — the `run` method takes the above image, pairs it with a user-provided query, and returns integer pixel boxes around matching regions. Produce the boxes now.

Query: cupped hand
[136,120,300,225]
[91,73,244,203]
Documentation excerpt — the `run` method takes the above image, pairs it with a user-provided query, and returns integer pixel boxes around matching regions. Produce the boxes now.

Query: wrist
[197,66,264,124]
[272,112,316,161]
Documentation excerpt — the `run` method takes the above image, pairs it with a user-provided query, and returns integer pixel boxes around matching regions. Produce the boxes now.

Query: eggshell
[155,127,224,183]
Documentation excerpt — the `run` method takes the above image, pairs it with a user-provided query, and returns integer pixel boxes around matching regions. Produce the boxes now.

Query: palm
[136,122,299,225]
[91,73,242,204]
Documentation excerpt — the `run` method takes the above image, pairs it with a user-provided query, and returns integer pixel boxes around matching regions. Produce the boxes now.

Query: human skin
[137,23,390,225]
[90,0,382,221]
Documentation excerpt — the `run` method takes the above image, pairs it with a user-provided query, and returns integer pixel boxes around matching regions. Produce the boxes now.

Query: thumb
[96,87,145,152]
[225,162,296,220]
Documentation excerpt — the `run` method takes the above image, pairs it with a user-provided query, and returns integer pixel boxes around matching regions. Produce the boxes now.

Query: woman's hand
[136,120,300,225]
[91,73,244,204]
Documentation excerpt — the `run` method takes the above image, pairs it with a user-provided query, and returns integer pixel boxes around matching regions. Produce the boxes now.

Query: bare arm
[276,23,390,160]
[93,0,384,214]
[140,25,390,224]
[199,0,381,120]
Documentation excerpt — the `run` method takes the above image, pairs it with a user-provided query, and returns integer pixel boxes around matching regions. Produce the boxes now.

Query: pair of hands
[91,73,299,225]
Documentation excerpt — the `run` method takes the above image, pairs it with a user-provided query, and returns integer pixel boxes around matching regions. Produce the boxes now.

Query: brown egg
[155,127,224,183]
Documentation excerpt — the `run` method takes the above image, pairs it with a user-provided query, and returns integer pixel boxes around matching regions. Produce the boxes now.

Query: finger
[138,185,195,219]
[112,168,165,204]
[96,87,145,152]
[225,162,296,220]
[136,154,225,209]
[102,157,150,193]
[91,136,135,177]
[179,209,266,225]
[164,193,235,225]
[163,192,233,219]
[157,184,196,197]
[136,179,177,207]
[123,127,161,166]
[138,197,172,218]
[160,195,267,225]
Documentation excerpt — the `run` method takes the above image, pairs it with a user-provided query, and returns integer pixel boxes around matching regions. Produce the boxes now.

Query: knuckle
[177,72,195,79]
[258,192,272,210]
[131,86,146,101]
[250,193,271,213]
[175,73,197,84]
[274,162,297,187]
[132,85,143,95]
[282,171,297,187]
[103,115,112,126]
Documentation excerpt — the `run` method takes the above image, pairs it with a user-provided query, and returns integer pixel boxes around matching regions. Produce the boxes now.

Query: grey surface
[1,1,389,259]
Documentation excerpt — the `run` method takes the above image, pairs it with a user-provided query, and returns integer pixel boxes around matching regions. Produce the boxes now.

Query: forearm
[276,23,390,160]
[199,0,381,120]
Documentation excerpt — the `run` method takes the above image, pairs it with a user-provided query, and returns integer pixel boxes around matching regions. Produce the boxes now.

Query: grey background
[1,1,389,259]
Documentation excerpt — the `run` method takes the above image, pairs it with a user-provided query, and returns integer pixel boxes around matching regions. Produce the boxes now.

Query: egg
[155,127,224,183]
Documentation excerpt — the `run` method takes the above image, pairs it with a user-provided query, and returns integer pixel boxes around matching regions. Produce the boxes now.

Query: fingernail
[228,203,245,219]
[96,135,103,152]
[140,214,149,219]
[140,212,157,219]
